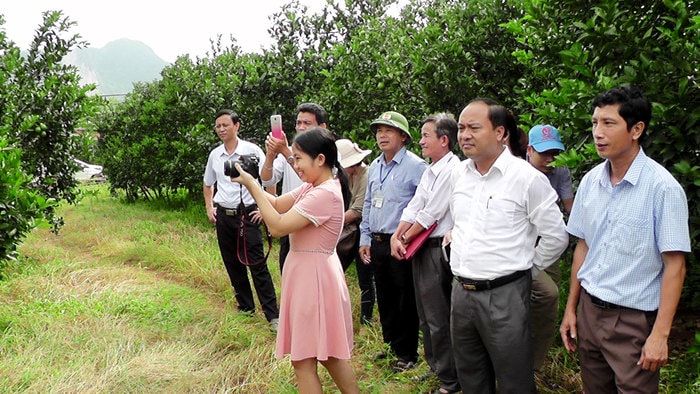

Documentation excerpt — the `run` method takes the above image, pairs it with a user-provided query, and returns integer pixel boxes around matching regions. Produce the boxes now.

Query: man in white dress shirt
[448,99,568,393]
[391,113,461,394]
[204,109,280,331]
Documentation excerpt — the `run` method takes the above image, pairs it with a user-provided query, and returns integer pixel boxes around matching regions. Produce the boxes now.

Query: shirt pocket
[611,216,649,257]
[387,181,416,203]
[486,198,516,231]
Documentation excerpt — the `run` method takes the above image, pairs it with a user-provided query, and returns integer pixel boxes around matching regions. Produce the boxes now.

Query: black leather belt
[456,269,528,291]
[589,293,623,309]
[216,204,258,216]
[371,233,392,242]
[585,290,657,315]
[424,237,442,248]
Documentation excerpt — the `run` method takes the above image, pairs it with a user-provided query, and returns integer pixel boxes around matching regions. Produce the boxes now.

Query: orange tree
[94,0,395,200]
[318,0,525,151]
[0,11,98,263]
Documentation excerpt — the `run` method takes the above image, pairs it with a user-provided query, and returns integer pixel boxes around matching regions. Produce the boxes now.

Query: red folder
[404,222,438,260]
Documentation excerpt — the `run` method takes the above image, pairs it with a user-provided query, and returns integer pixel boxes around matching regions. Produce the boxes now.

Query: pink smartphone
[270,115,283,139]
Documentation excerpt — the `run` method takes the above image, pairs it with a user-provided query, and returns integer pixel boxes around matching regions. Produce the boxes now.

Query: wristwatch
[401,234,407,243]
[286,155,294,164]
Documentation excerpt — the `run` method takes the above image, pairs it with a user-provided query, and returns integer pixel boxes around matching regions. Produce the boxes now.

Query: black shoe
[413,371,435,382]
[392,359,416,372]
[269,318,279,332]
[373,351,388,361]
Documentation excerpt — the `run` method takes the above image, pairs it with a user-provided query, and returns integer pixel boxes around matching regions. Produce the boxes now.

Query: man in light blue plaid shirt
[560,86,690,393]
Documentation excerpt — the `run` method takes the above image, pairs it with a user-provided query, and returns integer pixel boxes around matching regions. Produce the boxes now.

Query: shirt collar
[622,148,646,186]
[429,151,456,175]
[597,148,647,187]
[465,145,511,176]
[378,146,408,165]
[216,141,242,158]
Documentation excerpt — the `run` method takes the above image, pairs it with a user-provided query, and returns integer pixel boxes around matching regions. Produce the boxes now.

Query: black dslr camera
[224,154,260,179]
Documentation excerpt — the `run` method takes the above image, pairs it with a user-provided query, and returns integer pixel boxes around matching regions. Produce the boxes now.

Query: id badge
[372,190,384,208]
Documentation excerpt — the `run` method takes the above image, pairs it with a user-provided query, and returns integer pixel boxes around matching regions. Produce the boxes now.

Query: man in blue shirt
[359,111,428,372]
[560,86,690,393]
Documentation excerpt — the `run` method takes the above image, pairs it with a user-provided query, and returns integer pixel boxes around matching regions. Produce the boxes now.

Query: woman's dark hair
[292,127,352,210]
[508,127,528,159]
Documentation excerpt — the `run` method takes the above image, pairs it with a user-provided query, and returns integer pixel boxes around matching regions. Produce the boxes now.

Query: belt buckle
[225,209,237,216]
[462,283,477,291]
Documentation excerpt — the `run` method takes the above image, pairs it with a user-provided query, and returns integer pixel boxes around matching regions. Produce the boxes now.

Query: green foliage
[95,1,403,199]
[0,142,55,266]
[0,11,101,264]
[9,11,101,206]
[72,130,101,163]
[96,44,251,201]
[320,15,421,145]
[317,0,526,151]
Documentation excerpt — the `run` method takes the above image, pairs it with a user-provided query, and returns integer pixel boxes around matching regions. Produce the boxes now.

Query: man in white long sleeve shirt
[390,113,461,394]
[448,98,568,393]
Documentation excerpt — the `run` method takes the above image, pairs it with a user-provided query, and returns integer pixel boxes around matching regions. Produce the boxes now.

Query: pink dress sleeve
[293,184,336,227]
[287,183,306,200]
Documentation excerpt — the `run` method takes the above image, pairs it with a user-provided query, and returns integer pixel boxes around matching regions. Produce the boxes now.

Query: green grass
[1,184,697,393]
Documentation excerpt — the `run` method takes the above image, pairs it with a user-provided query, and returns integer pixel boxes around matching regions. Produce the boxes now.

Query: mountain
[64,39,169,97]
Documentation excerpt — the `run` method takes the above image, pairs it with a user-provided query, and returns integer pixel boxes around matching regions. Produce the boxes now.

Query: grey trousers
[412,244,459,392]
[451,271,535,394]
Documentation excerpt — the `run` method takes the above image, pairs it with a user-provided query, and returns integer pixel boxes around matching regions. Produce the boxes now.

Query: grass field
[1,185,697,393]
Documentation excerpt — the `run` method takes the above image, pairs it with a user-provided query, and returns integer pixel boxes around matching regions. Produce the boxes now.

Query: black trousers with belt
[215,206,279,322]
[370,234,419,363]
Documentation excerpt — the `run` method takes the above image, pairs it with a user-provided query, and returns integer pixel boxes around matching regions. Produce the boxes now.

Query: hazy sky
[1,1,328,62]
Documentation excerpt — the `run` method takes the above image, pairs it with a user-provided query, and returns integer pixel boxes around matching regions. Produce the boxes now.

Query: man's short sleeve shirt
[567,149,691,311]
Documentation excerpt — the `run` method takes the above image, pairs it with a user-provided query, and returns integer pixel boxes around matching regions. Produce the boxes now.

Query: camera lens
[223,159,240,177]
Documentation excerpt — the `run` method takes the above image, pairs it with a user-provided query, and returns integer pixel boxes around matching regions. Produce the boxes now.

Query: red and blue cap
[528,124,565,152]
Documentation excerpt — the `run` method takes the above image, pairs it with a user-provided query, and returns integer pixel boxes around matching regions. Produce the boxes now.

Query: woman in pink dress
[230,127,359,393]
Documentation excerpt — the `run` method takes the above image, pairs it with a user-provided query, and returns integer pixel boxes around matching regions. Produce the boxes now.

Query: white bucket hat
[335,139,372,168]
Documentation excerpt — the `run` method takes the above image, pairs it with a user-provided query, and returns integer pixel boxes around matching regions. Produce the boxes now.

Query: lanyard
[379,160,396,189]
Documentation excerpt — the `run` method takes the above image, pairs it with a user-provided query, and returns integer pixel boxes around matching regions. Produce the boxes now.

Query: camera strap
[235,199,272,266]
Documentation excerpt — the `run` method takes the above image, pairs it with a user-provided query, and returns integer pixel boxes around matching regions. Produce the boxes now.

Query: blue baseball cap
[528,124,565,152]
